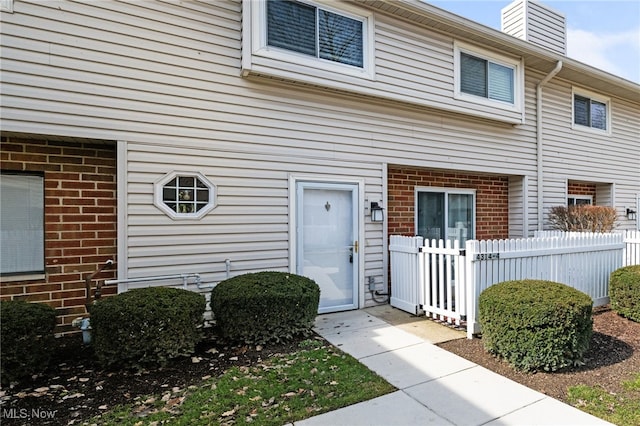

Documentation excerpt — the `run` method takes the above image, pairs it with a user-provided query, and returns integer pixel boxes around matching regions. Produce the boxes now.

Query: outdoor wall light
[627,208,637,220]
[370,202,384,222]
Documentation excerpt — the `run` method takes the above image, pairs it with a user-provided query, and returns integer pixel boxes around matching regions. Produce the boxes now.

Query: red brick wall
[388,166,509,240]
[568,181,596,204]
[0,137,117,333]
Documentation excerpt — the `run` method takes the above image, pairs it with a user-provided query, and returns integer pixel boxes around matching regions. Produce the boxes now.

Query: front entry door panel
[297,183,358,314]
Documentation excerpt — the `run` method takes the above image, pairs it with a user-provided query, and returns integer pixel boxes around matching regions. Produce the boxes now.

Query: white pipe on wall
[536,61,563,231]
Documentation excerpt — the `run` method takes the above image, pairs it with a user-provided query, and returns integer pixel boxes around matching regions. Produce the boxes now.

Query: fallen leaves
[3,335,394,426]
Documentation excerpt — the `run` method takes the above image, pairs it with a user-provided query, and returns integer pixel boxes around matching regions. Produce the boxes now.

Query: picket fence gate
[390,231,640,339]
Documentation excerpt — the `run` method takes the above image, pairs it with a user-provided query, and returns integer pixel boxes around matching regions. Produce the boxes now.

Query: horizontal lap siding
[0,0,542,288]
[1,0,538,174]
[125,143,384,286]
[539,78,640,226]
[2,0,634,286]
[248,6,524,123]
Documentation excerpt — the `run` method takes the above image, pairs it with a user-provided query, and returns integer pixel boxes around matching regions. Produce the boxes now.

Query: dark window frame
[574,94,608,131]
[266,0,365,69]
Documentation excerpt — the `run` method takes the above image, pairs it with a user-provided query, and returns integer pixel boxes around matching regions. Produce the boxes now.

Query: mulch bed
[1,306,637,425]
[0,332,305,426]
[438,307,640,401]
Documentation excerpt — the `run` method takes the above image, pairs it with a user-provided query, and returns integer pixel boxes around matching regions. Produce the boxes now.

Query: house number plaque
[475,253,500,261]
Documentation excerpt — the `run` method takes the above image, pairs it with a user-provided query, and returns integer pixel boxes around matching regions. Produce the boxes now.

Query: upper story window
[454,42,523,113]
[267,0,363,68]
[460,53,514,103]
[573,88,610,132]
[0,172,44,276]
[154,172,216,220]
[246,0,374,79]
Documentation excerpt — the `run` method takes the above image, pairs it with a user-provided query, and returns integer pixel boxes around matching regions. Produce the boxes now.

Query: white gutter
[536,61,563,231]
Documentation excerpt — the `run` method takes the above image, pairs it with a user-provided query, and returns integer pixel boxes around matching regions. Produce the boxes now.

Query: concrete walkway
[290,308,612,426]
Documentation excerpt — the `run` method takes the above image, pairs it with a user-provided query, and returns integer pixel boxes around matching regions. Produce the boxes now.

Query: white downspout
[536,61,563,231]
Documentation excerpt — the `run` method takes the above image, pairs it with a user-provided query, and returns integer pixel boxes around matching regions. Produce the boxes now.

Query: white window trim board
[243,0,375,80]
[453,40,525,118]
[567,194,593,205]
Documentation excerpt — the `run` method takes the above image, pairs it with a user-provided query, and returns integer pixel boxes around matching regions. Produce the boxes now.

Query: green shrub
[90,287,206,370]
[479,279,593,372]
[210,271,320,345]
[0,301,57,385]
[610,265,640,322]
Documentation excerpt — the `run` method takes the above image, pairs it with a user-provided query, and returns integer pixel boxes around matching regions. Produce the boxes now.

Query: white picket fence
[390,231,640,339]
[624,231,640,266]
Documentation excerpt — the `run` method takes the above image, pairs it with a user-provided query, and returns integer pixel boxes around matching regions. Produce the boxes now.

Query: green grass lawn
[89,339,395,425]
[568,373,640,426]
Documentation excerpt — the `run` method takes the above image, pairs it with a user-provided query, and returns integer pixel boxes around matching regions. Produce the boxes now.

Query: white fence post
[465,239,479,339]
[624,230,640,266]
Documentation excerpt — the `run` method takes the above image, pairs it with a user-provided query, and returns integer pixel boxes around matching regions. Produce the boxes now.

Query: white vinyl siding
[538,75,638,229]
[502,0,566,55]
[125,143,383,291]
[1,0,639,293]
[244,2,525,124]
[1,0,13,13]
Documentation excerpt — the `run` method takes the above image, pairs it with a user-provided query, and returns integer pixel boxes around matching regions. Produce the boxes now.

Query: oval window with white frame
[154,171,216,219]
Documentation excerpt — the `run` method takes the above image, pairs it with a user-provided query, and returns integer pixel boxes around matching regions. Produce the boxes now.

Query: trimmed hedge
[479,279,593,372]
[0,301,57,385]
[90,287,206,370]
[610,265,640,322]
[210,271,320,345]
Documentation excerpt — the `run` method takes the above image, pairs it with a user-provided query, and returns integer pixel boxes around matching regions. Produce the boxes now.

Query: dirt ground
[438,307,640,402]
[0,331,306,426]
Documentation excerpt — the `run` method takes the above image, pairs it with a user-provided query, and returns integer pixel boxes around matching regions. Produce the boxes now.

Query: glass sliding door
[416,190,475,245]
[447,193,474,246]
[416,192,444,241]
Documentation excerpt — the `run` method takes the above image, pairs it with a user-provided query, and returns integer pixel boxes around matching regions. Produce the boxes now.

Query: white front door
[296,182,358,314]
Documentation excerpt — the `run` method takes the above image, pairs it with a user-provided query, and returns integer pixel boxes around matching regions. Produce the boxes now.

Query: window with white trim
[250,0,374,78]
[454,42,522,111]
[0,172,45,276]
[154,172,216,219]
[573,89,609,132]
[267,0,363,67]
[568,195,592,206]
